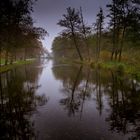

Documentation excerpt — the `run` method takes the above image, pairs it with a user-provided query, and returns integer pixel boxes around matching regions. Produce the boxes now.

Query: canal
[0,59,140,140]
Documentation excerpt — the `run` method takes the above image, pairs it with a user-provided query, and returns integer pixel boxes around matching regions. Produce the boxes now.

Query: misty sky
[32,0,110,52]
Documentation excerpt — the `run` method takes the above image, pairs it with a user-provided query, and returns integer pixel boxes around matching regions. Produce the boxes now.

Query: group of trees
[53,0,140,62]
[57,7,91,61]
[0,0,47,65]
[107,0,140,61]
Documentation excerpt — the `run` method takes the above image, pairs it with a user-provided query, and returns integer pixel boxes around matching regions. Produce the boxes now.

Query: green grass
[61,56,140,81]
[90,60,140,80]
[0,59,35,73]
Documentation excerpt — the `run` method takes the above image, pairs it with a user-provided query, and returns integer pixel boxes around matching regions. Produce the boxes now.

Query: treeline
[52,0,140,62]
[0,0,47,65]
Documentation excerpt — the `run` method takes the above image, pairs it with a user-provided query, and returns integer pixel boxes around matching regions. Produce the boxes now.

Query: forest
[0,0,47,70]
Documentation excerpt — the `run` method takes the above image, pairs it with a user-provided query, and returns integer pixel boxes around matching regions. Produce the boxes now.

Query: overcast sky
[32,0,110,52]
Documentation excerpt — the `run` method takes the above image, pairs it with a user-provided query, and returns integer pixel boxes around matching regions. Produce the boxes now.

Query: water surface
[0,60,140,140]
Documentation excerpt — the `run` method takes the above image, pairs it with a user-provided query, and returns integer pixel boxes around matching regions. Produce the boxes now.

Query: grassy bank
[96,61,138,72]
[91,61,140,78]
[0,59,35,73]
[56,56,140,80]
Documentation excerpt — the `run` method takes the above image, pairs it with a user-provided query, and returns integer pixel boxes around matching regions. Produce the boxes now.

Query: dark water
[0,60,140,140]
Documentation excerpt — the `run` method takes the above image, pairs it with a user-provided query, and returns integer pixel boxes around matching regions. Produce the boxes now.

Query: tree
[57,7,83,61]
[107,0,121,61]
[118,0,140,61]
[79,7,91,60]
[95,7,104,60]
[0,0,47,65]
[107,0,140,61]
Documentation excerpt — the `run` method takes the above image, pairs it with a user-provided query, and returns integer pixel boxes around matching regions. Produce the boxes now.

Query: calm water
[0,59,140,140]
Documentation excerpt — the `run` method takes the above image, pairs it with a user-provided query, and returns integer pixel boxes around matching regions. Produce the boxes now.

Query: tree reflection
[0,63,48,140]
[106,71,140,140]
[53,64,92,117]
[95,68,103,116]
[52,62,140,139]
[78,68,91,119]
[59,66,82,117]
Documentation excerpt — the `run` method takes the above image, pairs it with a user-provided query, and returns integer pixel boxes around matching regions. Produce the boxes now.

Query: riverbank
[0,59,35,73]
[92,61,138,80]
[91,61,140,79]
[57,58,140,81]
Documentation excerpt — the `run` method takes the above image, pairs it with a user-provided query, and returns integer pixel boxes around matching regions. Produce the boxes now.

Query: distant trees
[52,36,74,59]
[0,0,47,65]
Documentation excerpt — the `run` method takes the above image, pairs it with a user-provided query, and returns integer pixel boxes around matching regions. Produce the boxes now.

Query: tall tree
[58,7,83,61]
[107,0,121,61]
[0,0,47,65]
[107,0,140,61]
[118,0,140,61]
[79,7,91,60]
[95,7,104,60]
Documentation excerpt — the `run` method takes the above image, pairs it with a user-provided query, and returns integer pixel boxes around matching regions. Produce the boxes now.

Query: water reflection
[106,71,140,140]
[0,60,140,140]
[52,63,140,140]
[0,61,48,140]
[59,66,82,117]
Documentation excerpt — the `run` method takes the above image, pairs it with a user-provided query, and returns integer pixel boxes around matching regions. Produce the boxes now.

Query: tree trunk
[0,45,1,66]
[0,75,4,109]
[115,49,118,61]
[119,27,126,62]
[96,29,99,61]
[98,24,102,60]
[72,33,83,61]
[84,36,90,61]
[9,50,13,64]
[111,48,115,60]
[80,7,90,61]
[111,24,116,61]
[24,48,27,61]
[14,51,17,61]
[10,54,13,64]
[69,17,83,61]
[5,50,8,65]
